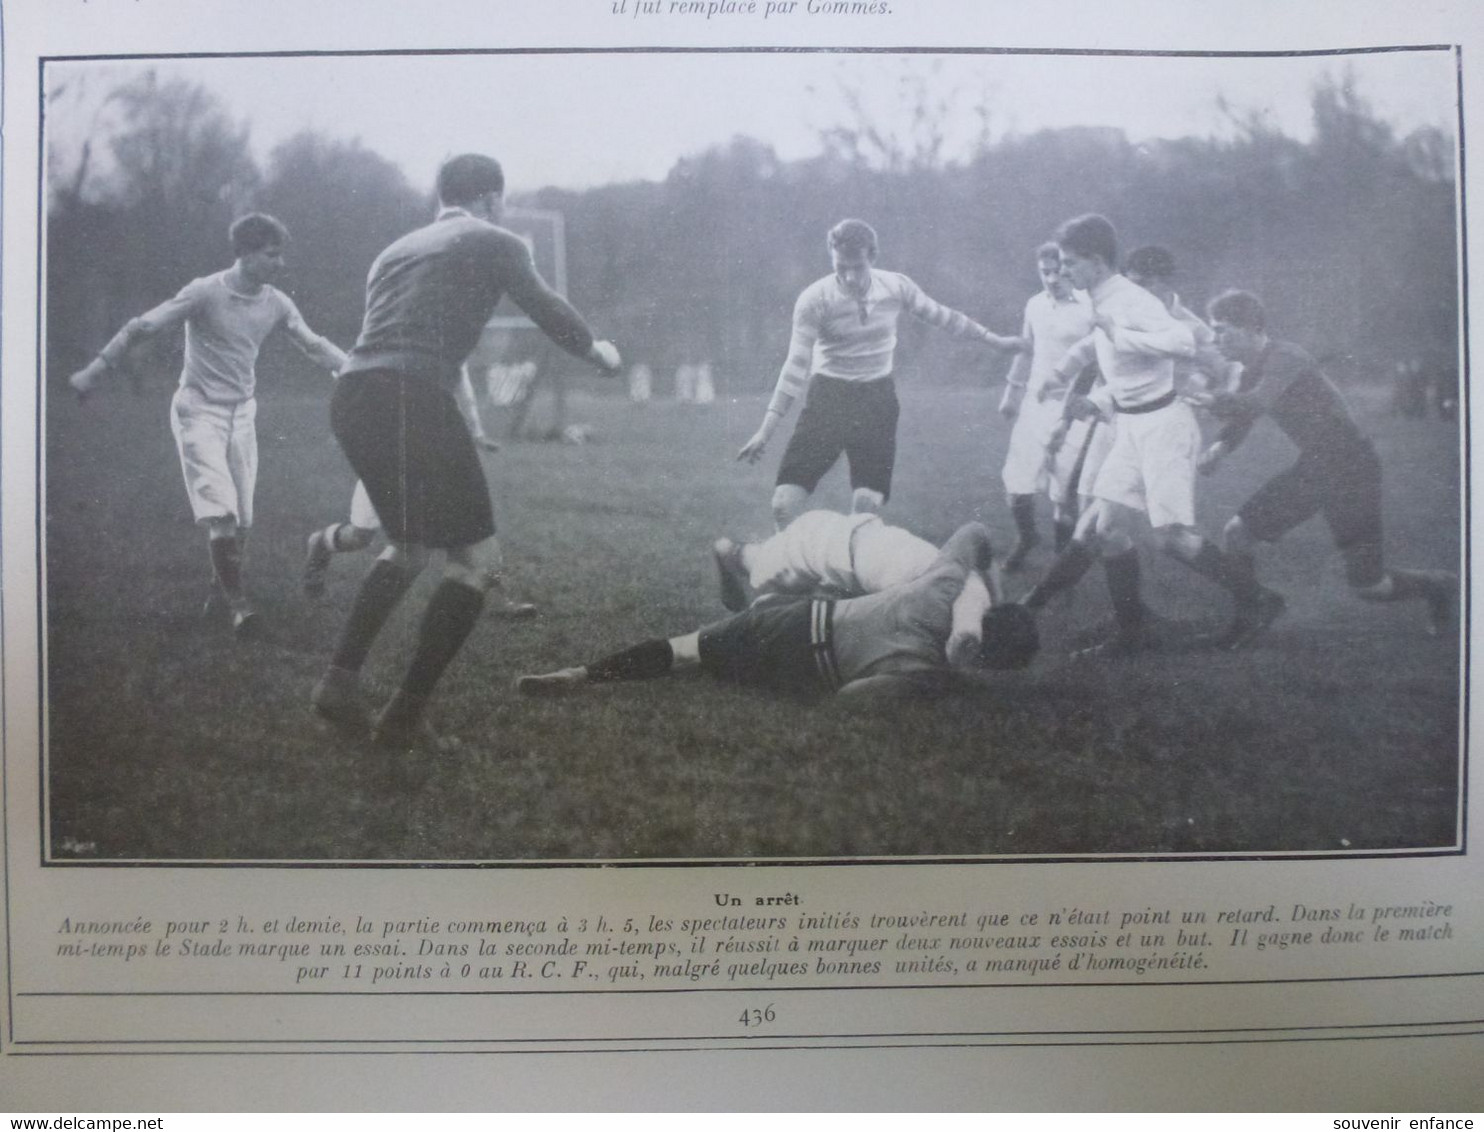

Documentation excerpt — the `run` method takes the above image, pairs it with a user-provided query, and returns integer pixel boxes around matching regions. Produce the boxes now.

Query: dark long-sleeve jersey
[343,208,594,389]
[1209,340,1368,461]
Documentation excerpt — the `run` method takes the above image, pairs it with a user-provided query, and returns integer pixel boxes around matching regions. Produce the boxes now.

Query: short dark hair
[1207,289,1267,332]
[437,154,505,207]
[978,604,1040,671]
[1124,244,1177,280]
[828,218,878,259]
[229,213,288,256]
[1056,213,1118,267]
[1035,241,1061,264]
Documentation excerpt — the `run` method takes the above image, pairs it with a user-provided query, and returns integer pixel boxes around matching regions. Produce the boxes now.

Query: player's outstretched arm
[280,302,348,374]
[70,286,201,402]
[496,234,619,373]
[740,302,814,463]
[737,392,795,463]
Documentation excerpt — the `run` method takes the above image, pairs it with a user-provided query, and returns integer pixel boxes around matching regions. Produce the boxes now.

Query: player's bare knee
[851,488,885,515]
[380,542,429,577]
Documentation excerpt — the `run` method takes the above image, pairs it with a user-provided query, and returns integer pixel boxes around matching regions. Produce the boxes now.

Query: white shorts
[1054,417,1116,504]
[169,387,257,528]
[348,480,382,531]
[1001,390,1066,496]
[1089,399,1200,529]
[748,511,937,596]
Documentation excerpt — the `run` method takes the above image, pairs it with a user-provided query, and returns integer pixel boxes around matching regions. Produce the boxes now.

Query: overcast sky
[48,49,1458,194]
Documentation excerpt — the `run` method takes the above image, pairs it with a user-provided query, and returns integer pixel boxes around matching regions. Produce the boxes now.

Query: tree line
[46,67,1457,396]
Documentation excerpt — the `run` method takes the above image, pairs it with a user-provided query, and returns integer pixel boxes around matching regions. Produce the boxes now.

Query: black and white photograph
[40,44,1464,863]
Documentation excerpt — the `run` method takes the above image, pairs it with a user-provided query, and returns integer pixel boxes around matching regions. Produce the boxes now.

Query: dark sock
[1024,541,1096,610]
[1182,542,1259,605]
[209,535,243,600]
[324,522,348,552]
[1010,495,1038,544]
[1053,518,1075,553]
[400,579,486,699]
[1103,549,1145,633]
[330,559,415,672]
[586,639,676,683]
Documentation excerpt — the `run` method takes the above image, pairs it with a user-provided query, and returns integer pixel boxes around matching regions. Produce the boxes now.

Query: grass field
[42,371,1464,861]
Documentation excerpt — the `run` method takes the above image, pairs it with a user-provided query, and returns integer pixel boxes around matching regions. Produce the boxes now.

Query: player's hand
[737,429,770,464]
[1184,389,1215,409]
[1066,394,1100,422]
[998,388,1022,420]
[946,629,982,671]
[588,339,622,373]
[69,367,99,404]
[1198,441,1226,475]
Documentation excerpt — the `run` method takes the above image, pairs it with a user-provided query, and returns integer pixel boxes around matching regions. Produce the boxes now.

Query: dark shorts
[1239,442,1384,587]
[330,370,495,550]
[698,598,837,697]
[776,376,900,497]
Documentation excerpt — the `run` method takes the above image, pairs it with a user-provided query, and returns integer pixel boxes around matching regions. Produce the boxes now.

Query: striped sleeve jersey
[770,270,989,405]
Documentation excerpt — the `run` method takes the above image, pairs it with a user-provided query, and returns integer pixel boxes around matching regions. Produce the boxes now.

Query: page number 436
[739,1004,777,1027]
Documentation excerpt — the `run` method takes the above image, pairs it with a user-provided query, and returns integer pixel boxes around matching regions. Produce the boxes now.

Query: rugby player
[737,219,1022,530]
[311,153,621,753]
[997,242,1096,568]
[711,509,1001,670]
[1198,289,1455,637]
[1020,215,1281,655]
[68,213,347,636]
[516,522,1038,702]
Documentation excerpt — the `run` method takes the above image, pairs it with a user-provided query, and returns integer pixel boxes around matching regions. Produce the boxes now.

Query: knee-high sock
[1010,494,1038,544]
[330,559,415,673]
[400,579,486,699]
[586,639,676,683]
[209,535,244,600]
[1024,541,1097,610]
[1181,541,1260,605]
[1053,517,1076,553]
[1103,548,1144,632]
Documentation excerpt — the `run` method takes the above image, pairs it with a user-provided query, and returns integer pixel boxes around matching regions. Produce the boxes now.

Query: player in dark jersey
[1197,289,1455,641]
[514,523,1039,702]
[312,153,621,752]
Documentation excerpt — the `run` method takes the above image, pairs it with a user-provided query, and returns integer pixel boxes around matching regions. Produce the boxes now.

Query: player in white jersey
[998,243,1097,569]
[299,364,535,614]
[1120,245,1237,398]
[710,508,1001,660]
[68,214,347,635]
[515,522,1039,702]
[737,219,1022,530]
[1020,215,1280,655]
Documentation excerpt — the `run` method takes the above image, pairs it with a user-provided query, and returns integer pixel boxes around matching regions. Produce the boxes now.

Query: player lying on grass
[68,213,348,636]
[711,508,999,628]
[516,522,1039,702]
[1196,289,1455,635]
[301,364,535,616]
[737,218,1023,531]
[1020,214,1282,656]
